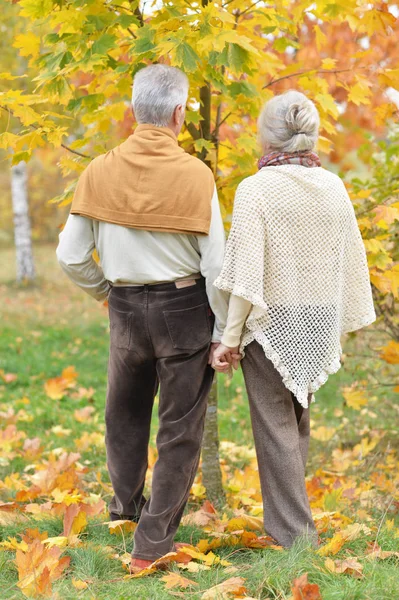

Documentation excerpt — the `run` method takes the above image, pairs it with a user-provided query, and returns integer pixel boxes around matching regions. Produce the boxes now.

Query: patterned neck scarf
[258,150,321,170]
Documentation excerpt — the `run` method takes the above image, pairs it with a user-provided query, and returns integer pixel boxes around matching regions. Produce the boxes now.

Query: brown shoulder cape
[71,124,215,235]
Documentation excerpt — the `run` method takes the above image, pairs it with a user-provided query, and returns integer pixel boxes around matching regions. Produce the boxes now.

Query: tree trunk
[197,14,225,501]
[11,161,35,282]
[202,377,225,504]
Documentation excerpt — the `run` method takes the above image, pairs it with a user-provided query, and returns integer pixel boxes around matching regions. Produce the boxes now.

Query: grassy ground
[0,245,398,600]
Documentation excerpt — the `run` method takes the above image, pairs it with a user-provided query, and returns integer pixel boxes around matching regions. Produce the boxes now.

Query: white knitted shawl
[214,165,376,407]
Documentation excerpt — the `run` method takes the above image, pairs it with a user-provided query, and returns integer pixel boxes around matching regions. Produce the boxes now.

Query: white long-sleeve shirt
[56,187,228,341]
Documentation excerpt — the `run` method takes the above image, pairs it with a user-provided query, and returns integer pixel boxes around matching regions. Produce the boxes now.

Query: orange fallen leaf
[0,370,18,383]
[379,340,399,364]
[160,571,198,589]
[15,534,70,598]
[201,576,247,599]
[291,573,322,600]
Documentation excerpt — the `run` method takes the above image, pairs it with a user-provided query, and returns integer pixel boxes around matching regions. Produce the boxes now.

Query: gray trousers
[105,278,214,560]
[241,341,317,548]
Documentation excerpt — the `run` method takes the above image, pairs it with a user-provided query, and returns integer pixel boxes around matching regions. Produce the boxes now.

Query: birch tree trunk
[11,161,35,282]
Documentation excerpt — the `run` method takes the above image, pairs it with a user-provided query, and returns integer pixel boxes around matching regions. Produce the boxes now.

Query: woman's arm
[221,294,252,348]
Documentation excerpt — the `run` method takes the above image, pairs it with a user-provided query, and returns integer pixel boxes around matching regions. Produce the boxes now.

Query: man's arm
[56,214,110,301]
[197,186,229,342]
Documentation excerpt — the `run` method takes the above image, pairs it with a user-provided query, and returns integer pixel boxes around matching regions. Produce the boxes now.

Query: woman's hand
[212,343,241,373]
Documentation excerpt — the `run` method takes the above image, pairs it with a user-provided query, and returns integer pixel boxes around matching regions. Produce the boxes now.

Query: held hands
[210,343,242,374]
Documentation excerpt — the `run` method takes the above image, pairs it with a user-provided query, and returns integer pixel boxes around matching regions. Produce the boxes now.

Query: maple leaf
[201,576,247,599]
[291,573,322,600]
[379,341,399,365]
[342,387,368,410]
[160,571,198,589]
[15,534,70,598]
[325,557,364,578]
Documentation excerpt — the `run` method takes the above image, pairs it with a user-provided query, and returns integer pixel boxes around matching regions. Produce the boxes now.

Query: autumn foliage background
[1,0,399,598]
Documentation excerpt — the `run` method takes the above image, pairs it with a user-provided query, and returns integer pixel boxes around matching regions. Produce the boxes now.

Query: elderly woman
[212,90,375,548]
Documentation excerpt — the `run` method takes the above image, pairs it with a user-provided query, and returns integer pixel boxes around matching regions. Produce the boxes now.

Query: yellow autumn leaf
[342,387,368,410]
[71,510,87,535]
[104,519,137,535]
[201,577,247,600]
[13,32,41,58]
[160,572,198,589]
[72,579,89,590]
[317,532,346,556]
[321,58,337,70]
[311,426,336,442]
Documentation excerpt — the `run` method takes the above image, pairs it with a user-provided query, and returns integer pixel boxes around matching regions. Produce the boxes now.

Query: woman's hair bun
[258,90,320,153]
[285,100,315,136]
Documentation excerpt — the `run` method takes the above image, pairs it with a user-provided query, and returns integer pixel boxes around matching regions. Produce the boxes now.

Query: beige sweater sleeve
[221,294,252,348]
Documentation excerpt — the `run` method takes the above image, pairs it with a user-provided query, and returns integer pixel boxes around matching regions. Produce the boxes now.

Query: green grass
[0,244,398,599]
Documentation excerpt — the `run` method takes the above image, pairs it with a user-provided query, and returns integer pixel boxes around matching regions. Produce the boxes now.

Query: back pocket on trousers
[163,303,211,350]
[109,310,131,349]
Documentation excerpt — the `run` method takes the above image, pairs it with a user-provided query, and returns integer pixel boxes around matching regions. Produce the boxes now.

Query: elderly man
[57,64,228,572]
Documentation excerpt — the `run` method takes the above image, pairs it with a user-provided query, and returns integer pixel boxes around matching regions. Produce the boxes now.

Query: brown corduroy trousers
[105,278,214,560]
[241,341,317,548]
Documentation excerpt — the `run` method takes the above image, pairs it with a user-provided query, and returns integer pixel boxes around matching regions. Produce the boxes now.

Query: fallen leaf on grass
[15,532,70,598]
[340,523,372,541]
[291,573,322,600]
[74,406,95,422]
[201,576,247,599]
[0,537,29,551]
[160,572,198,589]
[44,366,78,399]
[311,426,336,442]
[62,504,87,536]
[124,566,157,579]
[180,546,231,566]
[226,515,263,532]
[72,578,89,590]
[342,387,368,410]
[325,557,364,578]
[317,533,346,556]
[104,519,137,535]
[182,500,218,527]
[0,370,18,383]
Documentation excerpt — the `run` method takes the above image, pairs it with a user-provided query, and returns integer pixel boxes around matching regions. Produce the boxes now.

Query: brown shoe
[130,557,154,575]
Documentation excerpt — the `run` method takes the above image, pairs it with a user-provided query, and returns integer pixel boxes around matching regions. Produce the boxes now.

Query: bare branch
[263,67,362,89]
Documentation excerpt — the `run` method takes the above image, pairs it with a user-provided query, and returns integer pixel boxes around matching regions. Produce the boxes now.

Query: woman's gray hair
[258,90,320,153]
[132,64,189,127]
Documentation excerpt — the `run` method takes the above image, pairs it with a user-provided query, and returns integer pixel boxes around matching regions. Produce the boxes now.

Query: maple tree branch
[238,0,264,17]
[263,67,360,89]
[0,106,91,159]
[185,121,201,140]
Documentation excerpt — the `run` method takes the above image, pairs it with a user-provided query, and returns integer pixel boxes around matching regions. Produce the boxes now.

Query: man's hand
[212,343,241,374]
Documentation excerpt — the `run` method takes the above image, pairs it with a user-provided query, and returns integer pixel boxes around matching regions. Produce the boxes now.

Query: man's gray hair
[258,90,320,153]
[132,64,189,127]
